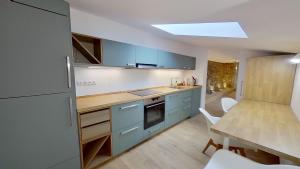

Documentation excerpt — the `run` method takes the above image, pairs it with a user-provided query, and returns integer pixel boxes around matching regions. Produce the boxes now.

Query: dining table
[211,99,300,163]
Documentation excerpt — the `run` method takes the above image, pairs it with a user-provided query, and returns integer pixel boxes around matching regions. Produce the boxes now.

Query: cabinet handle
[240,81,244,97]
[68,96,74,126]
[120,126,139,135]
[120,104,138,110]
[66,56,72,88]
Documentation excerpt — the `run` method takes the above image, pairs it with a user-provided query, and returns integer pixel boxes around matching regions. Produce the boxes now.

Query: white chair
[221,97,238,113]
[204,150,300,169]
[200,108,246,156]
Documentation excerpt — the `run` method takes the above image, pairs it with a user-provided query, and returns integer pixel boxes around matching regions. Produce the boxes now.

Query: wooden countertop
[211,100,300,163]
[76,86,201,114]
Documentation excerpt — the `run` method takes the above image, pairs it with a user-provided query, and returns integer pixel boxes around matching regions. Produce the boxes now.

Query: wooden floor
[98,115,211,169]
[98,113,279,169]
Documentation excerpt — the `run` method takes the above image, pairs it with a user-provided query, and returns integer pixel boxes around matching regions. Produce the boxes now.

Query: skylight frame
[152,22,248,38]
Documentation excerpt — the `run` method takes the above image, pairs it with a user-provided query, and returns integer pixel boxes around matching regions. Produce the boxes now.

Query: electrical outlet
[76,81,96,86]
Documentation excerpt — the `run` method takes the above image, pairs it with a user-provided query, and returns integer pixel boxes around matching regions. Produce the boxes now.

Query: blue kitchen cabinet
[111,101,144,132]
[135,46,158,65]
[157,50,178,69]
[165,93,181,128]
[102,39,136,67]
[180,90,192,120]
[112,122,143,156]
[176,54,196,70]
[158,50,196,70]
[191,87,202,116]
[11,0,69,16]
[111,101,144,156]
[143,121,165,140]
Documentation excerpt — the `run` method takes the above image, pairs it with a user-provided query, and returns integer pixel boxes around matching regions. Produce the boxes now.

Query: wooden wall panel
[244,55,296,105]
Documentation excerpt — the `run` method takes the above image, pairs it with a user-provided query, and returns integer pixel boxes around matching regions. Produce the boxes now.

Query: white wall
[291,64,300,121]
[70,8,208,103]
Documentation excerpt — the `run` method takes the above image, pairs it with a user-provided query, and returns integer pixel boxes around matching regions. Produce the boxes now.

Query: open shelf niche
[72,33,102,64]
[82,135,112,169]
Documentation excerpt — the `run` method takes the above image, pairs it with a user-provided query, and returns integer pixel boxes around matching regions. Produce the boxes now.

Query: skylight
[152,22,248,38]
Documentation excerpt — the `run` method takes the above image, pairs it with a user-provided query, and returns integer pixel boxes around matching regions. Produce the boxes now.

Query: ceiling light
[152,22,248,38]
[290,54,300,64]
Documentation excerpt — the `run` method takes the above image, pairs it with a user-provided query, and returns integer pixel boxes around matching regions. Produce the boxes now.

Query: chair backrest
[221,97,238,113]
[199,108,220,126]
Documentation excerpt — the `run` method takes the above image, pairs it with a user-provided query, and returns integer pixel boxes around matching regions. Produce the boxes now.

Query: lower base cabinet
[165,109,179,128]
[112,122,143,156]
[49,156,81,169]
[143,122,165,140]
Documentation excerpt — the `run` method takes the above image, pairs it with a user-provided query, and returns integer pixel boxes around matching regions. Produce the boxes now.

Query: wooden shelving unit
[78,108,112,169]
[72,33,102,64]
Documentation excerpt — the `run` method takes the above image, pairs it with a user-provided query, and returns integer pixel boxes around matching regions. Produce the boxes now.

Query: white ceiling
[66,0,300,53]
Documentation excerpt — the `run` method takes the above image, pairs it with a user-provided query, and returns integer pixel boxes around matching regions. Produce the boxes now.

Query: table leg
[223,137,230,149]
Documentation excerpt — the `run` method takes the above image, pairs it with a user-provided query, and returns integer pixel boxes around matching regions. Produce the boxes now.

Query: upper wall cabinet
[102,39,136,68]
[158,51,196,70]
[157,51,178,69]
[11,0,70,16]
[135,46,158,66]
[176,54,196,70]
[72,34,196,70]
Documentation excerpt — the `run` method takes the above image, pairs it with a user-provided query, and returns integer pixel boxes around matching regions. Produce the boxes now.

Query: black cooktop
[129,89,162,96]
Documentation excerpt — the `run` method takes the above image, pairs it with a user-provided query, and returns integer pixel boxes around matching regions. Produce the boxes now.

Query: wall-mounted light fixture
[290,54,300,64]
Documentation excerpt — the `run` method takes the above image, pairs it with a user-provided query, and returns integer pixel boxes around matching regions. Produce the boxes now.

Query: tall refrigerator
[0,0,81,169]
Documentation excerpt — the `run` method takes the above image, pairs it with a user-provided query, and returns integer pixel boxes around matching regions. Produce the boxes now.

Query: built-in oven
[144,96,165,129]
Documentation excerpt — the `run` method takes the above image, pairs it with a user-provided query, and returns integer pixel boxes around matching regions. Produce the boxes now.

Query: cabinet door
[112,122,143,156]
[49,156,81,169]
[0,93,80,169]
[135,46,158,65]
[102,39,136,67]
[111,101,143,132]
[177,55,196,70]
[11,0,69,16]
[157,51,177,69]
[192,88,202,116]
[0,1,73,99]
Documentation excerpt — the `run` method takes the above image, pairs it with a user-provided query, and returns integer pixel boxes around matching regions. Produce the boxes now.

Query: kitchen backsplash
[74,67,192,96]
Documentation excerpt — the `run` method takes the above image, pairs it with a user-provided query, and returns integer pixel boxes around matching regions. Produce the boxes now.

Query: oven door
[144,101,165,129]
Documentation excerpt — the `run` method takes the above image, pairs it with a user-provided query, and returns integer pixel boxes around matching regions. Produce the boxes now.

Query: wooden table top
[211,99,300,163]
[76,86,201,114]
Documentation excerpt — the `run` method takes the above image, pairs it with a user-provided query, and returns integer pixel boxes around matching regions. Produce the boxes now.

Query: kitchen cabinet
[180,91,192,120]
[11,0,70,16]
[191,88,202,116]
[112,122,143,156]
[0,93,80,169]
[0,1,80,169]
[143,122,165,140]
[177,55,196,70]
[157,50,178,69]
[0,1,74,99]
[111,101,144,156]
[158,51,196,70]
[49,156,81,169]
[102,39,136,67]
[165,92,182,128]
[135,46,158,65]
[111,101,144,132]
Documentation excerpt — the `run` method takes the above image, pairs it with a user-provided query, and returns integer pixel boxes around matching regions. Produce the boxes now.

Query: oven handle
[146,101,165,109]
[120,126,139,135]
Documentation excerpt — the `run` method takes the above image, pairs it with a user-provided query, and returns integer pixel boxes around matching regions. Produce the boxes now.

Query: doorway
[205,59,239,116]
